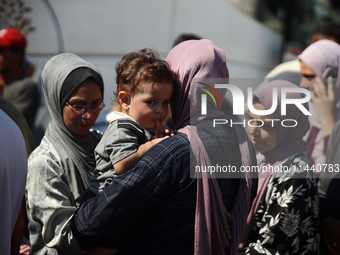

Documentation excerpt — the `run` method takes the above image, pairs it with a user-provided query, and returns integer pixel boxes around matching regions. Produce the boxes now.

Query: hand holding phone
[322,67,337,88]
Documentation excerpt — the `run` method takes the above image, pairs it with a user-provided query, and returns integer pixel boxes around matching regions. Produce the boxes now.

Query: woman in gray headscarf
[25,53,105,254]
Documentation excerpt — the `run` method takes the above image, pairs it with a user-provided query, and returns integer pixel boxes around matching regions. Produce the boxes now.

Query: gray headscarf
[41,53,104,202]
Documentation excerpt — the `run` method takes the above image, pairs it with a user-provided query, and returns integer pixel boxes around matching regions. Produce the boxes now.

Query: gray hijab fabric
[41,53,104,201]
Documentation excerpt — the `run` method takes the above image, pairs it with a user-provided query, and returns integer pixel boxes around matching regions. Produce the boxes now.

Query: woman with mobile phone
[298,39,340,167]
[298,39,340,255]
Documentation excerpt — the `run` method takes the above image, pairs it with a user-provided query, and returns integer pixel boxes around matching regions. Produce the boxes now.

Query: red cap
[0,28,27,49]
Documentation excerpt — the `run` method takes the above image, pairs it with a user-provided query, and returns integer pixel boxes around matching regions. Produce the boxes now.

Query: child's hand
[164,127,177,137]
[153,120,167,138]
[153,120,177,138]
[311,77,336,137]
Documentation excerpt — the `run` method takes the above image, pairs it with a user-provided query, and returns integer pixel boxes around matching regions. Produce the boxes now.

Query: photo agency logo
[197,82,223,114]
[198,81,312,128]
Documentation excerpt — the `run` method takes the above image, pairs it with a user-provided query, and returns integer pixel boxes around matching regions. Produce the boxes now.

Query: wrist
[321,120,335,137]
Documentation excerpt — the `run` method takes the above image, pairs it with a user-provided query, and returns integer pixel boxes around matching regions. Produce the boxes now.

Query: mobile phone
[322,67,337,87]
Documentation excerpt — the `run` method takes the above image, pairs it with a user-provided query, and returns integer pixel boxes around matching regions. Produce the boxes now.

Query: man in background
[0,27,39,131]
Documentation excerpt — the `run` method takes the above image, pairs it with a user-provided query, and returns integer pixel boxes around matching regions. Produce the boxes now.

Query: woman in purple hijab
[299,40,340,255]
[166,39,257,255]
[298,41,340,254]
[241,80,319,254]
[298,39,340,168]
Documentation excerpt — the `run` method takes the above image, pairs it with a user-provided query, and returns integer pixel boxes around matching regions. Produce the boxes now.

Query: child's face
[247,103,278,154]
[128,81,173,130]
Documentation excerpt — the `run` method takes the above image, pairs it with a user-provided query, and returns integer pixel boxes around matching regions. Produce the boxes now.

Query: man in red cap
[0,27,39,131]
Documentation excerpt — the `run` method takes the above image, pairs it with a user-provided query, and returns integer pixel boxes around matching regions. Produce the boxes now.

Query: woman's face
[62,79,103,136]
[300,61,317,91]
[247,103,278,154]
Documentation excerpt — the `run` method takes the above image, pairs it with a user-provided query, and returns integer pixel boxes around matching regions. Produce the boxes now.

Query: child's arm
[114,137,167,175]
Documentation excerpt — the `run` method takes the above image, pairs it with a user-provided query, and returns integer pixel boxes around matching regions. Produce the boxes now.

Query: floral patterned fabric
[246,153,320,255]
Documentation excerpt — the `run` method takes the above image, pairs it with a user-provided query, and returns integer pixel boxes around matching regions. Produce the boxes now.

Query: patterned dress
[246,153,320,255]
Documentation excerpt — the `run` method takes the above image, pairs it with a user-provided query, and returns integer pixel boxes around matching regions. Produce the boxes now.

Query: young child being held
[89,48,178,195]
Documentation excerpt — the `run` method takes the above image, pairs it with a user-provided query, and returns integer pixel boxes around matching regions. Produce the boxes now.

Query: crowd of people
[1,20,340,255]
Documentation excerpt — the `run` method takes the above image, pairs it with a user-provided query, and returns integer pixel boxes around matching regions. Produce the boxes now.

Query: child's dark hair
[115,48,178,102]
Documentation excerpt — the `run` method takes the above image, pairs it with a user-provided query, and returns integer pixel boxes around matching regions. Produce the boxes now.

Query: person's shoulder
[286,151,311,168]
[105,114,144,134]
[89,128,103,140]
[104,117,149,145]
[25,77,39,89]
[197,117,239,139]
[10,77,38,87]
[7,77,39,95]
[330,120,340,138]
[22,76,38,84]
[147,133,190,160]
[135,133,192,183]
[21,77,39,92]
[159,132,190,148]
[273,152,316,183]
[116,118,145,134]
[265,59,301,78]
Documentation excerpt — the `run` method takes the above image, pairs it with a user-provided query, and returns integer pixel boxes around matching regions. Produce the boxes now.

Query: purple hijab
[255,80,310,163]
[166,39,255,255]
[298,40,340,165]
[240,80,310,248]
[298,39,340,129]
